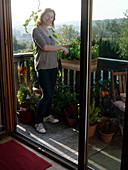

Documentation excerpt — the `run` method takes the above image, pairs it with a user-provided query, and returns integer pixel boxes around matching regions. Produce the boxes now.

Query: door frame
[1,0,128,169]
[0,0,16,137]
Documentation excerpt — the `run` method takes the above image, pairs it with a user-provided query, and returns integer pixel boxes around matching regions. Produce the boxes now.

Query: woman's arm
[43,45,69,55]
[62,44,72,48]
[32,28,69,55]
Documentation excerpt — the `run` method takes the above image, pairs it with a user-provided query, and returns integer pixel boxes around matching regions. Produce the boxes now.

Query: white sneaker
[43,115,59,123]
[35,123,46,133]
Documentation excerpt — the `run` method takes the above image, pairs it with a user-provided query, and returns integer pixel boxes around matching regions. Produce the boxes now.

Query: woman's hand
[61,47,69,55]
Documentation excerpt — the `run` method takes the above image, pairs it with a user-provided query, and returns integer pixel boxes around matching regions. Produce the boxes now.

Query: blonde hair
[36,8,56,27]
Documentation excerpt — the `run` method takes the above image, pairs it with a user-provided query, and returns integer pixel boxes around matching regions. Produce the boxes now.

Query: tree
[13,36,18,52]
[92,19,123,40]
[57,25,80,44]
[117,10,128,59]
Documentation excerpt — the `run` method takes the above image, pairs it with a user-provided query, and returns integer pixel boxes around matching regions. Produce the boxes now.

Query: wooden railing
[13,53,128,97]
[13,53,34,92]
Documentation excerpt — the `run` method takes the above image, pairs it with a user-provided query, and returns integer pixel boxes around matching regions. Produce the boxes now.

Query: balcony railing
[13,53,128,100]
[13,53,34,92]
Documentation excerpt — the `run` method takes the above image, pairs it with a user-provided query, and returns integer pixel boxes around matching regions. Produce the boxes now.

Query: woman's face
[42,12,55,26]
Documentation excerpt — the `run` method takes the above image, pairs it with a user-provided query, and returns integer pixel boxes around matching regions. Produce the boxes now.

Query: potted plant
[64,104,78,127]
[99,79,116,118]
[17,85,37,124]
[89,101,101,137]
[59,41,99,72]
[99,118,117,143]
[52,81,79,124]
[17,85,31,105]
[91,44,99,72]
[58,40,80,71]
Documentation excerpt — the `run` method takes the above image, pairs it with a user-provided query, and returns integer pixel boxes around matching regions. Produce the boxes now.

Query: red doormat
[0,140,52,170]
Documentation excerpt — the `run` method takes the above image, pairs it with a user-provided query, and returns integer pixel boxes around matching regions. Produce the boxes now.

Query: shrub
[17,85,31,104]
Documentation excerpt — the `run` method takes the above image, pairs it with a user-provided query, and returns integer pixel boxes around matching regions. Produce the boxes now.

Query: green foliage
[99,118,117,134]
[64,104,78,119]
[92,19,123,40]
[57,40,80,60]
[13,36,33,53]
[89,102,101,125]
[57,40,99,60]
[98,38,120,59]
[57,24,80,44]
[91,44,99,59]
[23,9,42,33]
[52,81,79,118]
[99,79,116,117]
[17,85,31,104]
[117,10,128,59]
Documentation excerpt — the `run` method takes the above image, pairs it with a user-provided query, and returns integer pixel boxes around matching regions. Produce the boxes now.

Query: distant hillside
[12,18,124,39]
[92,18,124,26]
[56,21,80,27]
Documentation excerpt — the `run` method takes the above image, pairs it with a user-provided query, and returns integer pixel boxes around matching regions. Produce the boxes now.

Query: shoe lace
[38,123,44,129]
[48,115,54,121]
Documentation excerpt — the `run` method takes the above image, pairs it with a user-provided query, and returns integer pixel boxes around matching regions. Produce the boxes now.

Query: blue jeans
[35,68,57,124]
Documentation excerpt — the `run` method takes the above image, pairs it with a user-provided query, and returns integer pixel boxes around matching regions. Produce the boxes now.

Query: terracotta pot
[19,109,35,125]
[100,131,114,143]
[89,124,97,137]
[66,118,77,127]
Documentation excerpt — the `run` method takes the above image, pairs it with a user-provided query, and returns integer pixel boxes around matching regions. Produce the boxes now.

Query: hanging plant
[23,0,59,39]
[23,0,41,33]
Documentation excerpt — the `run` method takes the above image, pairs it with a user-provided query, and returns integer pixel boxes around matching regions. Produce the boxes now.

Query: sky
[11,0,128,24]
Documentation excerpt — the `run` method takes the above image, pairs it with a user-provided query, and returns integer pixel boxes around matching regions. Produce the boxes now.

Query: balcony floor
[17,119,122,170]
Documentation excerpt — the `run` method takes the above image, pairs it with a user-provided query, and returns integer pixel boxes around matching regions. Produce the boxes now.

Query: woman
[32,8,69,133]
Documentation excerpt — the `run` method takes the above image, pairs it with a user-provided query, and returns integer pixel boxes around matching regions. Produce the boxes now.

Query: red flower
[17,66,28,77]
[64,104,78,119]
[99,91,110,97]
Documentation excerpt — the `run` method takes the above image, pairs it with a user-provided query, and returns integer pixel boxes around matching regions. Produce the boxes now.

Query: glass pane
[11,0,81,166]
[88,0,128,169]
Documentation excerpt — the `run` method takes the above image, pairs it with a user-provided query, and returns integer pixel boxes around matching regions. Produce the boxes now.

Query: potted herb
[91,44,99,72]
[17,85,31,104]
[52,82,79,123]
[59,42,99,72]
[64,104,78,127]
[89,102,101,137]
[58,40,80,71]
[91,44,99,59]
[99,118,117,143]
[17,85,37,125]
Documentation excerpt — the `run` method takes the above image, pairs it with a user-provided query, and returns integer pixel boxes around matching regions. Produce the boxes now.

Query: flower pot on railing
[60,58,98,72]
[60,59,80,71]
[91,58,98,72]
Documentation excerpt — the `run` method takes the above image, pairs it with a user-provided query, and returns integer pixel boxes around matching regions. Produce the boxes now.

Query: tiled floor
[16,119,123,170]
[17,121,79,164]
